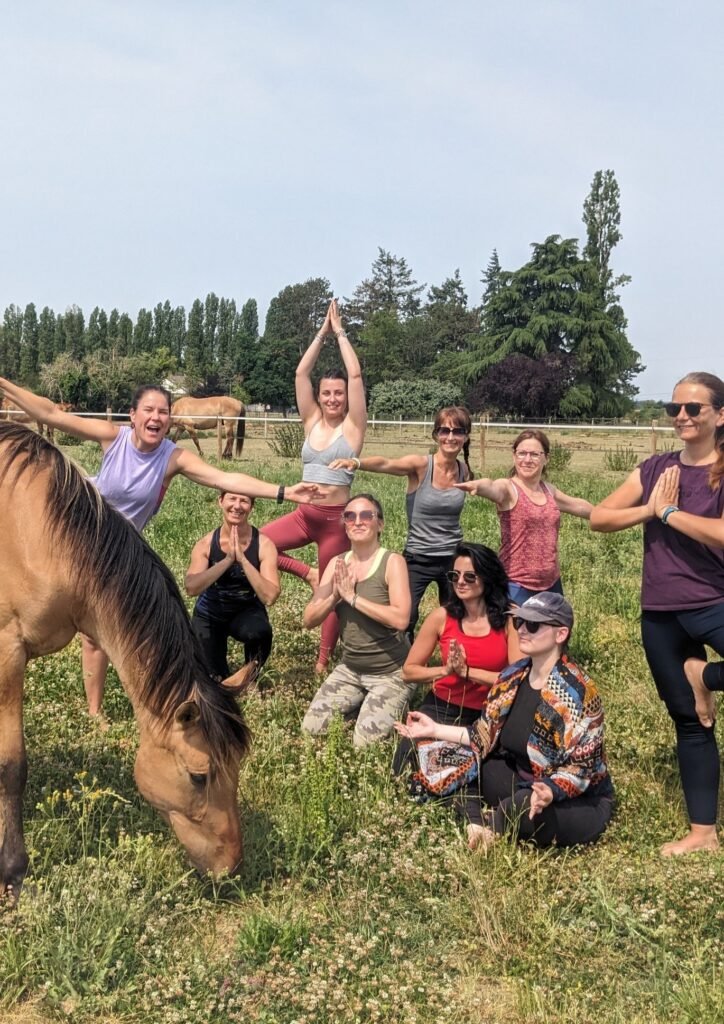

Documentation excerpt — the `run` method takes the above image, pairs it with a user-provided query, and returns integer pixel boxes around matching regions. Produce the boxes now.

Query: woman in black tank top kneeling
[185,491,281,679]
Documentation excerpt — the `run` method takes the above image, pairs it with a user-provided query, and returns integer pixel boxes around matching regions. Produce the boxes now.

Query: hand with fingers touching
[650,465,681,519]
[529,781,554,819]
[334,556,357,605]
[447,638,468,679]
[329,298,346,337]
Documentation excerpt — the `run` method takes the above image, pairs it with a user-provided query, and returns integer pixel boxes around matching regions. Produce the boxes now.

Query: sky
[1,1,722,399]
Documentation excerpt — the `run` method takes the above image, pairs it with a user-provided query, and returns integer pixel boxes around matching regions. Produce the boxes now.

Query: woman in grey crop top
[261,298,368,672]
[331,405,472,640]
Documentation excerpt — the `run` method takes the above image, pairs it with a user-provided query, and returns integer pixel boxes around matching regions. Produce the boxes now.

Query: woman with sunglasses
[393,542,519,774]
[261,298,367,674]
[395,593,613,850]
[591,371,724,857]
[330,406,472,638]
[302,493,413,746]
[457,429,591,605]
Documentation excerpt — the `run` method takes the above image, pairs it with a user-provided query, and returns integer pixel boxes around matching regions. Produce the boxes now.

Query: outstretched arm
[295,303,332,427]
[329,453,426,480]
[172,448,323,504]
[551,486,593,519]
[0,377,119,444]
[329,299,366,447]
[456,475,513,508]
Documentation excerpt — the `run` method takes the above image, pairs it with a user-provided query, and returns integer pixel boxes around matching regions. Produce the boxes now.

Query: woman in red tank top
[392,542,519,774]
[456,430,592,605]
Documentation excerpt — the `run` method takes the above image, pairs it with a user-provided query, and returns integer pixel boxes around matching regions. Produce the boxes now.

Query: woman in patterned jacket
[395,592,613,850]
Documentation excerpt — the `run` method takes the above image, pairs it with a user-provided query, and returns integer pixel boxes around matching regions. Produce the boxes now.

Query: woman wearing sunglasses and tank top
[330,406,472,639]
[457,429,592,605]
[591,372,724,857]
[393,542,520,775]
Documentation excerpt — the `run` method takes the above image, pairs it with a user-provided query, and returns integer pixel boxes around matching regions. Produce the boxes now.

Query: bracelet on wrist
[335,329,348,338]
[660,504,680,525]
[350,593,358,609]
[351,456,361,470]
[276,485,285,504]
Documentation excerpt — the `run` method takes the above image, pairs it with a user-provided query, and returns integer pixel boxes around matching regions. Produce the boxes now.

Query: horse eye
[189,772,208,787]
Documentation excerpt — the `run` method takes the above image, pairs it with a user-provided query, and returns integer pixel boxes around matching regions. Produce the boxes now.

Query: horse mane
[0,422,250,767]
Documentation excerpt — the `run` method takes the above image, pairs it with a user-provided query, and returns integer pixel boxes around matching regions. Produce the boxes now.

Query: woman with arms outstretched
[331,405,471,638]
[0,377,319,718]
[261,298,367,672]
[591,371,724,856]
[457,429,591,604]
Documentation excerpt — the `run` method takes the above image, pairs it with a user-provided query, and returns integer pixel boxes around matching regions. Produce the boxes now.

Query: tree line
[0,170,642,418]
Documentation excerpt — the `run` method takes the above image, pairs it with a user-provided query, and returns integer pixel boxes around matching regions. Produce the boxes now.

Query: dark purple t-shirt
[639,451,724,610]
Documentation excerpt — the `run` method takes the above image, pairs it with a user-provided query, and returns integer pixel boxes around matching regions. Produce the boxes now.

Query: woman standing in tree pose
[393,542,519,774]
[261,299,367,673]
[591,372,724,856]
[331,406,471,639]
[457,429,591,604]
[0,377,320,719]
[302,493,412,746]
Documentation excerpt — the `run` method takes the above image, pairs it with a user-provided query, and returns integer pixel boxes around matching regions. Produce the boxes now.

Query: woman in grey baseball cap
[395,593,613,850]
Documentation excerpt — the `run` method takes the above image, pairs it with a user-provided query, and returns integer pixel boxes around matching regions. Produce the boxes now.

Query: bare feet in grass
[684,657,716,728]
[467,823,497,852]
[660,825,719,858]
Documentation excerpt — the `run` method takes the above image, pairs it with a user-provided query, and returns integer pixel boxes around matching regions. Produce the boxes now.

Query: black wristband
[276,485,285,504]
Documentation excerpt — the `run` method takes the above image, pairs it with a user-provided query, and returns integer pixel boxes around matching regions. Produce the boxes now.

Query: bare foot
[684,658,716,728]
[314,660,327,676]
[660,825,719,857]
[88,711,110,733]
[467,824,496,852]
[306,567,320,589]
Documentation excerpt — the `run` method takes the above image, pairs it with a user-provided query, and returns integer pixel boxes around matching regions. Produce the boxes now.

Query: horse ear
[221,660,259,696]
[174,700,201,728]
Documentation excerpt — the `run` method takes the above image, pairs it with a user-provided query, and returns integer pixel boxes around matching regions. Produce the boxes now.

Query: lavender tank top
[639,451,724,610]
[91,426,176,532]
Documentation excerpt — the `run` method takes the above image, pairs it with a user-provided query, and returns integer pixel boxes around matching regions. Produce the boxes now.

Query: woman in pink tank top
[0,377,321,721]
[456,430,592,605]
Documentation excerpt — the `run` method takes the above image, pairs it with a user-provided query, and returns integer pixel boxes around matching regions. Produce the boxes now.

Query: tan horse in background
[0,398,73,444]
[0,421,253,899]
[171,396,245,459]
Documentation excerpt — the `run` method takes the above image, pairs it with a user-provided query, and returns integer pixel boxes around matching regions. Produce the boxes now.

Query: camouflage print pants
[302,662,416,748]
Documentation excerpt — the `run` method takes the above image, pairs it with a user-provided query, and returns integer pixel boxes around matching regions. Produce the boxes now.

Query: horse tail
[235,402,245,458]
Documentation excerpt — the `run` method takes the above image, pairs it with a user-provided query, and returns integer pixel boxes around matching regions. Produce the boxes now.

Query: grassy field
[2,441,722,1024]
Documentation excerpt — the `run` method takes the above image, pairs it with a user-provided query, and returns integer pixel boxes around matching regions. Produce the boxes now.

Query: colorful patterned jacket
[470,655,613,801]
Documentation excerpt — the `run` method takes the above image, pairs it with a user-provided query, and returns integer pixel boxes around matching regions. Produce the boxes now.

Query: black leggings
[192,604,273,680]
[461,755,613,847]
[404,552,455,641]
[641,605,724,826]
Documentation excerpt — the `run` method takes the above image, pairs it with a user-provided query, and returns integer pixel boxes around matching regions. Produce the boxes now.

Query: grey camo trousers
[302,662,416,747]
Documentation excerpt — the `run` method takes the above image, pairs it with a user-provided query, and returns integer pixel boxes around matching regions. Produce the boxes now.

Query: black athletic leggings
[404,551,455,642]
[461,755,613,847]
[191,603,273,680]
[641,605,724,826]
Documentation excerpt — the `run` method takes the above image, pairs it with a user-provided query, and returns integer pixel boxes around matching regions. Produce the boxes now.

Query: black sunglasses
[446,570,480,584]
[435,426,467,437]
[512,617,559,633]
[664,402,712,418]
[342,509,378,523]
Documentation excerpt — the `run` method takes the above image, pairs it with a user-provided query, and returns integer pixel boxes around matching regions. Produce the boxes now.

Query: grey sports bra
[302,430,357,485]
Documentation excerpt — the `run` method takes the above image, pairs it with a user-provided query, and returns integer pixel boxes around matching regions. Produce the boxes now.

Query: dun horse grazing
[171,396,245,459]
[0,422,252,899]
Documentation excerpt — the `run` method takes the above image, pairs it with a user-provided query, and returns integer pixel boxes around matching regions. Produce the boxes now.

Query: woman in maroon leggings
[262,299,367,672]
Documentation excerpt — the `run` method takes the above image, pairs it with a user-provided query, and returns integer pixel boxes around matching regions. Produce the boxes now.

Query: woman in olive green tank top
[302,494,414,746]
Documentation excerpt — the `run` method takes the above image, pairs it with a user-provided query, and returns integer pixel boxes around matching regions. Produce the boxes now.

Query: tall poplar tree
[20,303,39,380]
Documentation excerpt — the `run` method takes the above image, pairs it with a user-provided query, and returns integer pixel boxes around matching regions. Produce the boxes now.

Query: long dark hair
[444,541,510,630]
[433,405,473,477]
[677,372,724,489]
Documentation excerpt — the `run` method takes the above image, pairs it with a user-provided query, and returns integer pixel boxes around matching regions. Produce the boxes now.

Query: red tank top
[498,482,561,589]
[432,615,510,710]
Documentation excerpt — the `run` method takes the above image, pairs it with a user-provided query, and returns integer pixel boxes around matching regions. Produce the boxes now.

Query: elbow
[266,586,281,607]
[391,611,410,632]
[184,576,199,597]
[401,661,418,682]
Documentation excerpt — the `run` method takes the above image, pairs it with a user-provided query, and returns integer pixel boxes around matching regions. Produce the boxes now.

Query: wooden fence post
[478,413,486,470]
[650,419,658,455]
[217,417,223,460]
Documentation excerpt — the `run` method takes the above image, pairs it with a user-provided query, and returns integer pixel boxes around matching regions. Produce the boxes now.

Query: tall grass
[3,447,722,1024]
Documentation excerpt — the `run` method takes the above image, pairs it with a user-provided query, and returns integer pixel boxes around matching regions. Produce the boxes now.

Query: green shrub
[267,420,305,459]
[546,442,572,473]
[604,445,638,472]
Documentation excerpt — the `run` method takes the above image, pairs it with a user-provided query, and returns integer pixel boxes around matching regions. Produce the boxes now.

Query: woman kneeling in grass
[395,594,614,850]
[302,493,413,746]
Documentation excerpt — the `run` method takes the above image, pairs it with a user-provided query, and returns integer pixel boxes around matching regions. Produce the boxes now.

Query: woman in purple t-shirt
[0,377,321,719]
[591,371,724,857]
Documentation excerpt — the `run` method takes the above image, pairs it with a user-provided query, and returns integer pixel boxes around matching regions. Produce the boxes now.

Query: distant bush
[604,445,638,472]
[370,378,462,420]
[267,421,304,459]
[547,442,572,473]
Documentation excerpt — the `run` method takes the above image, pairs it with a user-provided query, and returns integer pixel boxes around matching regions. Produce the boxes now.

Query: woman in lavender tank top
[591,372,724,857]
[457,430,592,604]
[0,377,322,720]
